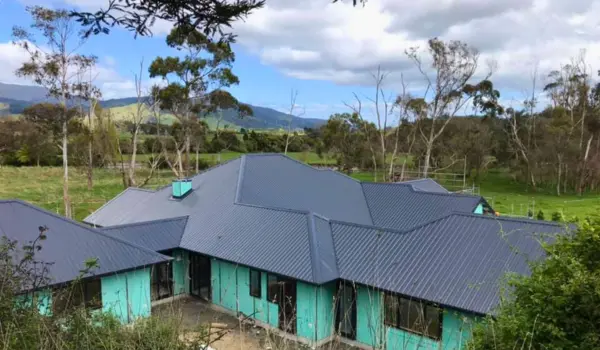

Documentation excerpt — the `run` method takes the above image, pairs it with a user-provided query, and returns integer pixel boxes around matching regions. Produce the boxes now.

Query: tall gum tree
[13,6,96,218]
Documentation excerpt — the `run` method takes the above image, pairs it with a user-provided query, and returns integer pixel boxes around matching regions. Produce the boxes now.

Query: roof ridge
[329,212,456,235]
[306,213,321,282]
[359,183,376,225]
[234,200,312,216]
[154,156,242,192]
[247,153,362,183]
[450,211,566,227]
[9,200,171,261]
[234,155,246,202]
[363,181,482,200]
[99,216,190,230]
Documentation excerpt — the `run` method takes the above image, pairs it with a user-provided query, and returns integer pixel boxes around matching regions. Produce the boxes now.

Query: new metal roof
[400,178,450,193]
[0,200,170,288]
[331,213,567,315]
[362,182,482,230]
[83,153,567,314]
[100,216,189,252]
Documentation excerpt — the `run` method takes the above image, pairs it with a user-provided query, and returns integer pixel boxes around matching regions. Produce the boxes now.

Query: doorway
[189,253,211,300]
[268,274,297,335]
[336,280,357,340]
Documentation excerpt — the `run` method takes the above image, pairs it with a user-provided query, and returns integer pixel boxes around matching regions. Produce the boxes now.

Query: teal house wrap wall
[172,249,189,295]
[296,281,337,342]
[474,203,484,214]
[101,268,152,323]
[210,259,278,328]
[353,285,475,350]
[356,285,384,348]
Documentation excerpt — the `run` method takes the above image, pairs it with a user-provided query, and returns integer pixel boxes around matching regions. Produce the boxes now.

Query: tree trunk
[128,129,138,186]
[184,131,191,178]
[556,155,562,196]
[87,129,93,190]
[62,119,71,218]
[423,143,432,178]
[195,146,199,173]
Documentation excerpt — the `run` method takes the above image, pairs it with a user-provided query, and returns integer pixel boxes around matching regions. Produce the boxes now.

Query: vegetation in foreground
[468,219,600,349]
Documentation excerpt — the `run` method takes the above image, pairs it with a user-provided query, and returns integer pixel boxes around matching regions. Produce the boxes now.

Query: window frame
[383,292,442,341]
[249,269,262,298]
[53,278,102,314]
[267,274,279,303]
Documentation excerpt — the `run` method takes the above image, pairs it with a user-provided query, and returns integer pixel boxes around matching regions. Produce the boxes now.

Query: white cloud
[232,0,600,98]
[0,40,159,99]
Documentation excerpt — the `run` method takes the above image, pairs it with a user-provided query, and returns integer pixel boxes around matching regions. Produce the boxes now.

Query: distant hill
[0,83,326,130]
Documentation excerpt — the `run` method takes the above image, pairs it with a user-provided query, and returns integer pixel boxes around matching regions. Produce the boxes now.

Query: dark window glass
[384,293,399,327]
[267,274,279,303]
[53,279,102,313]
[84,279,102,309]
[250,269,261,298]
[384,294,441,340]
[425,304,441,339]
[399,298,424,331]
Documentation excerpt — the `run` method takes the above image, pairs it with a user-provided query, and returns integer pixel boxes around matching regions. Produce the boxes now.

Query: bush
[0,231,212,350]
[468,220,600,350]
[551,211,564,222]
[536,210,545,220]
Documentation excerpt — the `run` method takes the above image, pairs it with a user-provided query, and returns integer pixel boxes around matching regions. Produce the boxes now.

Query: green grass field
[1,158,598,223]
[123,152,340,165]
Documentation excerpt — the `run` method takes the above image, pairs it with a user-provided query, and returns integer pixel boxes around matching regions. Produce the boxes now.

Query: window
[151,262,173,301]
[53,278,102,314]
[383,293,441,340]
[267,274,279,303]
[249,269,261,298]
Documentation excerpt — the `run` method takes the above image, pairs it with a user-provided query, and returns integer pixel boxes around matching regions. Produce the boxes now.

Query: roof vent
[172,179,192,199]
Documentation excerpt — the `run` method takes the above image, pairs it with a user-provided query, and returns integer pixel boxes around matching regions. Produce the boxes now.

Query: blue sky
[0,0,379,120]
[0,0,596,120]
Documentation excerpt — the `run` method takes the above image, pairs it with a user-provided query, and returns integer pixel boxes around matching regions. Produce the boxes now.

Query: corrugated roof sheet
[0,200,170,288]
[362,182,482,230]
[400,178,449,193]
[84,153,568,314]
[85,187,154,227]
[237,154,374,224]
[100,217,188,252]
[331,213,567,314]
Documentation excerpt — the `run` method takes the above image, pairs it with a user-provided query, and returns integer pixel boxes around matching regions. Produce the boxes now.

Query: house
[80,154,567,349]
[0,200,171,323]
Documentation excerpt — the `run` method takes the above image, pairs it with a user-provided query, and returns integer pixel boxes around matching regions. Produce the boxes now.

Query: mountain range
[0,82,326,130]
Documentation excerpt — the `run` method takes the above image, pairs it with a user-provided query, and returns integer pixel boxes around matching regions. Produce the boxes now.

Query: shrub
[536,210,545,220]
[468,220,600,350]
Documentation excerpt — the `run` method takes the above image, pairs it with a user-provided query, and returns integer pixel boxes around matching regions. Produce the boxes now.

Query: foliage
[468,220,600,350]
[536,210,545,220]
[0,227,210,350]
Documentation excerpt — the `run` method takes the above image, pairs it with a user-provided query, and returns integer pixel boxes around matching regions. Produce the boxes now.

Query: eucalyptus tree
[149,25,247,176]
[13,6,96,218]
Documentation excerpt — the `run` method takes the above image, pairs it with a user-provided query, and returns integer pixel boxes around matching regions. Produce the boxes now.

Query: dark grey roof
[100,216,188,252]
[86,187,154,227]
[331,213,567,315]
[83,153,567,314]
[362,182,482,230]
[0,200,170,288]
[400,178,449,193]
[236,155,373,224]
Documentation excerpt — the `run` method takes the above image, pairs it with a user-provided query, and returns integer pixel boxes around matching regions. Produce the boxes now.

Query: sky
[0,0,600,120]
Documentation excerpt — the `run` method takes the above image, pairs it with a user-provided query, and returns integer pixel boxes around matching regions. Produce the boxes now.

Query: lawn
[123,151,340,165]
[354,168,600,220]
[0,167,174,221]
[2,161,598,223]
